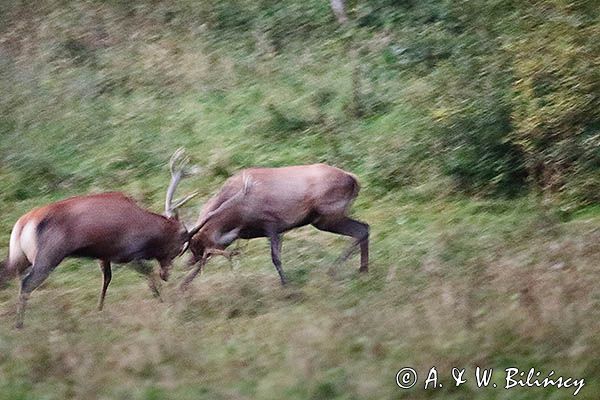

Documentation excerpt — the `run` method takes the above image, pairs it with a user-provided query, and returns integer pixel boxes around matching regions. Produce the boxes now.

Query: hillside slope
[0,2,599,399]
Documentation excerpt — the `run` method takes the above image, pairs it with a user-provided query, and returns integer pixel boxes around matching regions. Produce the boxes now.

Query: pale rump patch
[8,220,25,266]
[18,219,38,264]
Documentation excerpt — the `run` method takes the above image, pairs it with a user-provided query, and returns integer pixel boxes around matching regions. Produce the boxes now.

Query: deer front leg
[132,261,163,302]
[98,260,112,311]
[205,248,240,272]
[180,251,208,292]
[269,234,287,285]
[205,249,241,260]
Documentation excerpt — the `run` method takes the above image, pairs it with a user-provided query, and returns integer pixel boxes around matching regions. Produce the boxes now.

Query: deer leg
[180,252,208,291]
[204,248,239,271]
[313,217,370,272]
[0,256,30,289]
[206,249,234,260]
[16,255,62,329]
[147,270,163,303]
[147,276,163,302]
[132,261,162,302]
[97,260,112,311]
[0,259,7,289]
[269,234,287,285]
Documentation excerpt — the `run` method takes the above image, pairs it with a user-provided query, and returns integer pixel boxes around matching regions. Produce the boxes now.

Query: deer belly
[238,227,267,239]
[69,242,149,263]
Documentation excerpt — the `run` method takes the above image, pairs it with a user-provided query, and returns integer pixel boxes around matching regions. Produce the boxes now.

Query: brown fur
[5,192,190,328]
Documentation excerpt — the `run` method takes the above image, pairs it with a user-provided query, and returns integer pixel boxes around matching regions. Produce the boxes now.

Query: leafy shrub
[509,5,600,203]
[430,59,528,196]
[401,0,599,200]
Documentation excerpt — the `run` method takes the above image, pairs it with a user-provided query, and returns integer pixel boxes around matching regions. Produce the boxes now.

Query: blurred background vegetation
[0,1,599,399]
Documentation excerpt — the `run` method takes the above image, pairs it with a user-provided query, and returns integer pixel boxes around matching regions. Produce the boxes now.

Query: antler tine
[170,191,200,210]
[165,148,201,218]
[169,148,182,174]
[169,147,190,176]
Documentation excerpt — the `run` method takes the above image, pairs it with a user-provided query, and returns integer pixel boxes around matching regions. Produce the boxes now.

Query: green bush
[510,4,600,203]
[397,0,599,200]
[429,58,527,196]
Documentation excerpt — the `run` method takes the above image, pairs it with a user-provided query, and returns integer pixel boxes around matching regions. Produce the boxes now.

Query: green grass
[0,2,599,399]
[0,194,598,399]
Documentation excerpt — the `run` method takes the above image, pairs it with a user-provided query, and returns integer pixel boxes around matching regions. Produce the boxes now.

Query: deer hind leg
[0,259,6,288]
[97,260,112,311]
[269,234,286,285]
[1,232,33,289]
[313,217,369,272]
[0,256,30,289]
[16,252,64,329]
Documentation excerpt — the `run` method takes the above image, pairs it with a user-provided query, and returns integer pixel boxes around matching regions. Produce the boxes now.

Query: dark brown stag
[181,163,369,289]
[0,149,202,328]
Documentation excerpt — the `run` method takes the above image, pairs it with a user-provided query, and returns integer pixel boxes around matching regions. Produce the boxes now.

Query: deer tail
[348,172,361,200]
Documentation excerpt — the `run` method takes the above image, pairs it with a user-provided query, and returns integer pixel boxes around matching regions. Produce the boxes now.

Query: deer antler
[165,148,199,218]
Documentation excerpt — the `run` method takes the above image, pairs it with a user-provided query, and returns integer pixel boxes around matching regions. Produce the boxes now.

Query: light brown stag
[182,163,369,289]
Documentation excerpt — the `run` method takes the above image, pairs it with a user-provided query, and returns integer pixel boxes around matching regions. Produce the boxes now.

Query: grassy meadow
[0,1,599,399]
